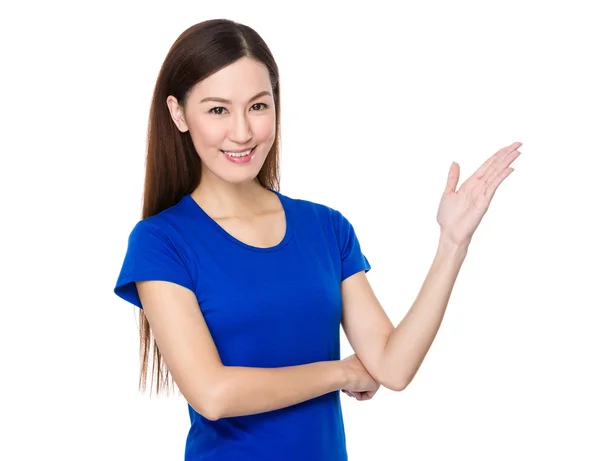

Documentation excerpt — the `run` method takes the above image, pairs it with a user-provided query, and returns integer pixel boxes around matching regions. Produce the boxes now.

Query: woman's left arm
[341,237,466,391]
[342,141,522,391]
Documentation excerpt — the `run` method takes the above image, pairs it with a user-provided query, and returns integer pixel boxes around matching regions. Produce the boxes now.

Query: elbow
[387,379,409,392]
[380,376,409,392]
[188,377,226,421]
[377,367,411,392]
[203,409,222,422]
[189,390,222,421]
[201,401,222,422]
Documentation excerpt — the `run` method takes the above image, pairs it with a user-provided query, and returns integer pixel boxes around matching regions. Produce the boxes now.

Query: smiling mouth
[220,146,256,158]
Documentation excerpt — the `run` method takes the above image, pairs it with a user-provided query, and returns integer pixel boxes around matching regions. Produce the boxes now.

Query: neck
[191,175,271,219]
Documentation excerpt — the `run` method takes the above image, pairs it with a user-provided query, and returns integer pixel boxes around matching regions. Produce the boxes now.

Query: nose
[228,111,252,144]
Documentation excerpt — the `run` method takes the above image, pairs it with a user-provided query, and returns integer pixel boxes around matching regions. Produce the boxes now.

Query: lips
[221,146,257,164]
[221,146,256,158]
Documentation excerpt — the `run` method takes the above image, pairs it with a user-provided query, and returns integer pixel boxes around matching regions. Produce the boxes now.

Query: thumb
[444,161,460,194]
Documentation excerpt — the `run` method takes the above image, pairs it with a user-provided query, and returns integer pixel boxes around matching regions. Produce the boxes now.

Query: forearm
[381,234,468,389]
[211,360,347,420]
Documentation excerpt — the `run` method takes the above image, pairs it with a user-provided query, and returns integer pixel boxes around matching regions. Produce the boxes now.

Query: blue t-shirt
[114,190,371,460]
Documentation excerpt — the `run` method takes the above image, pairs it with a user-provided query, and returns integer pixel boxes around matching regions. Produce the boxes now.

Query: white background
[1,0,599,460]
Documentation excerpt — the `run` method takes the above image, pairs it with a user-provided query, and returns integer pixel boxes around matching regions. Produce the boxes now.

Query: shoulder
[276,190,357,245]
[125,196,192,250]
[117,202,196,279]
[277,191,369,275]
[277,190,344,223]
[127,216,165,242]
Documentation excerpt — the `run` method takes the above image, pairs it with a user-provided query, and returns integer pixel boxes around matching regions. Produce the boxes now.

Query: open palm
[436,142,522,246]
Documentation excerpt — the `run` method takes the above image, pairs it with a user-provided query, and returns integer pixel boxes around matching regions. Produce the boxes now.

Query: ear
[166,95,189,132]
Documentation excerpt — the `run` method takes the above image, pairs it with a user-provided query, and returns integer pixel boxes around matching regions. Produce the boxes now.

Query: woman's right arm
[136,280,358,421]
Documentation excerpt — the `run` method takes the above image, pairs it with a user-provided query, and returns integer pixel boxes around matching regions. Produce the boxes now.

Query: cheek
[192,122,225,147]
[251,115,276,141]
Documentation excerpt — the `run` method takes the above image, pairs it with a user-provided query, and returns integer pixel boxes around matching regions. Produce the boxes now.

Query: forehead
[193,57,272,99]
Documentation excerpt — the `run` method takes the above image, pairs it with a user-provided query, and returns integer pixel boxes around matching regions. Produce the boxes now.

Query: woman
[114,18,521,460]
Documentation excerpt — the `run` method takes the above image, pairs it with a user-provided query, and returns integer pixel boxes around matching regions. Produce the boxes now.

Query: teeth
[223,148,253,158]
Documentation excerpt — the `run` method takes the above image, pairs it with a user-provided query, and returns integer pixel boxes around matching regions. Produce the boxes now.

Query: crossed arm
[136,235,466,420]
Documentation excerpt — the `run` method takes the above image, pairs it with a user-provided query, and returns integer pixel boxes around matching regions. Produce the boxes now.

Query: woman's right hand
[340,354,380,401]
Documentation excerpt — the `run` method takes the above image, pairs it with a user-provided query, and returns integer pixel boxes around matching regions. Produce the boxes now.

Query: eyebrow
[200,90,272,105]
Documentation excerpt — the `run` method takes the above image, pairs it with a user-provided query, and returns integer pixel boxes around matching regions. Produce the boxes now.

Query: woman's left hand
[436,141,522,247]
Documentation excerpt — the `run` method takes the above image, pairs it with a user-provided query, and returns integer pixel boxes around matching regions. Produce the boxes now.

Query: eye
[250,103,268,111]
[209,107,227,115]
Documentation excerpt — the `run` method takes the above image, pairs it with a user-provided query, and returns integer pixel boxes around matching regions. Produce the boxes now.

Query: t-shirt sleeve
[113,219,195,309]
[334,209,371,281]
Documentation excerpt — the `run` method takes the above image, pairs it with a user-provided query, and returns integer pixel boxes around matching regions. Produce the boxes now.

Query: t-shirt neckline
[183,189,294,253]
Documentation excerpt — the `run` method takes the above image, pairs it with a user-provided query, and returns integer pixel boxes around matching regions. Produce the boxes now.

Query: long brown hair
[137,19,281,395]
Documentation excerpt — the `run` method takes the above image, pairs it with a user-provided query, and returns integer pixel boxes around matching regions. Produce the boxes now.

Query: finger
[485,167,515,199]
[481,144,521,182]
[444,161,460,194]
[480,143,521,181]
[474,142,522,180]
[483,149,521,183]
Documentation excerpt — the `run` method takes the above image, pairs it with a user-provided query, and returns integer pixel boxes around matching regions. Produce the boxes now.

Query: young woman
[114,18,521,461]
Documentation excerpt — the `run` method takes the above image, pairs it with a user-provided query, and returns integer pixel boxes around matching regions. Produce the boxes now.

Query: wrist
[336,359,351,389]
[433,234,469,271]
[438,233,470,257]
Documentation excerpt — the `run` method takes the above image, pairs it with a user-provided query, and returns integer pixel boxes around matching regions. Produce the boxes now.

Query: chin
[216,164,266,185]
[224,173,262,185]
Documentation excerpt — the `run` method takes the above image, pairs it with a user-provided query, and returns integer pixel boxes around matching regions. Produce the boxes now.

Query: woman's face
[167,57,276,186]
